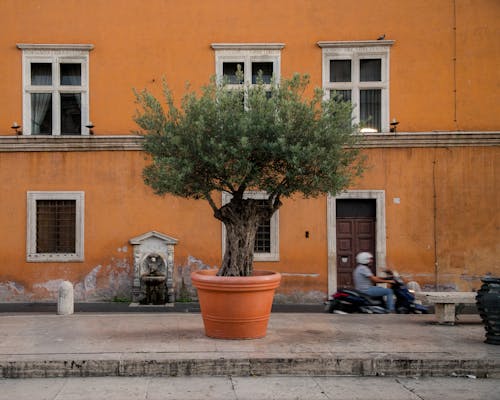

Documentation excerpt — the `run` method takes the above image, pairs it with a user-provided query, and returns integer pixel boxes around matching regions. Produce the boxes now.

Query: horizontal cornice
[357,132,500,148]
[0,132,498,152]
[211,43,285,50]
[17,43,94,51]
[317,40,395,48]
[0,135,143,152]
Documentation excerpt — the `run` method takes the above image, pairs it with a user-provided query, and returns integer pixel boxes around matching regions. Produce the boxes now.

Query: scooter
[325,270,428,314]
[325,288,388,314]
[389,271,428,314]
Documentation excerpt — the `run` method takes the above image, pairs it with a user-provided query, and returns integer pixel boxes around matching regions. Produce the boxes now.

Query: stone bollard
[58,281,74,315]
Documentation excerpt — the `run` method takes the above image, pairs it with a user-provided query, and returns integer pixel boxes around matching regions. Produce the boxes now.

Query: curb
[2,355,499,379]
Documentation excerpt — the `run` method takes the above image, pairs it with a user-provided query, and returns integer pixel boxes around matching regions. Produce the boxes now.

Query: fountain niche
[129,231,178,305]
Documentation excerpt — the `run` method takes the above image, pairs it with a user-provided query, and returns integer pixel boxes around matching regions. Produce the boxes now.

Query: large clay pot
[476,276,500,345]
[191,269,281,339]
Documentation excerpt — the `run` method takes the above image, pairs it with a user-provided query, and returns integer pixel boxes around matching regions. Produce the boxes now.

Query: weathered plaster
[0,256,133,302]
[274,290,325,304]
[0,281,32,302]
[175,256,217,301]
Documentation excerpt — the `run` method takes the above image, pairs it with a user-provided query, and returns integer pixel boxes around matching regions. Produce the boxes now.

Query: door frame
[327,190,386,294]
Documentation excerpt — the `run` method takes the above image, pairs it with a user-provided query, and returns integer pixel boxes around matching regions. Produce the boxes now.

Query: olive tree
[134,74,364,276]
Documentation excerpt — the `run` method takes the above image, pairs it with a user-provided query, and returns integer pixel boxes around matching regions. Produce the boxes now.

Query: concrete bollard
[58,281,74,315]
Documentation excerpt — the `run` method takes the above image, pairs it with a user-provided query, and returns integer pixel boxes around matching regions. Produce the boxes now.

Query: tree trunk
[216,198,273,277]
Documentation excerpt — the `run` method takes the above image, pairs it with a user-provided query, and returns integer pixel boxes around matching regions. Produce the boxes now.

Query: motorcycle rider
[353,252,395,313]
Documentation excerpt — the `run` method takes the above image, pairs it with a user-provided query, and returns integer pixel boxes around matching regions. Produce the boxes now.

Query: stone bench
[415,292,476,324]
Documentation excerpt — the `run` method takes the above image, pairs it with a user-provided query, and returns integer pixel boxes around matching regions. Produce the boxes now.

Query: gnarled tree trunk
[216,198,276,276]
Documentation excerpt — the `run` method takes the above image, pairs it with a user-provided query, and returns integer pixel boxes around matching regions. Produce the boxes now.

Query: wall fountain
[129,231,178,305]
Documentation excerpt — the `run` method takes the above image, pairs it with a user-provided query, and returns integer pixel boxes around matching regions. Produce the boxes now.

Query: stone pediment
[129,231,178,246]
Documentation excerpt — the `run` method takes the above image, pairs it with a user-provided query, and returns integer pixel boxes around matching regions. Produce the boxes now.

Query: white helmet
[356,252,373,265]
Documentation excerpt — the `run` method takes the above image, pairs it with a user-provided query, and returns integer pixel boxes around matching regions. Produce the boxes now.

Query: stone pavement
[1,376,499,400]
[0,312,498,379]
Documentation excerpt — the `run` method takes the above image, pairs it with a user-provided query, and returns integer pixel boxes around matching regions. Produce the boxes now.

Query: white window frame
[221,191,280,262]
[318,40,394,133]
[212,43,284,89]
[17,44,93,136]
[27,191,85,262]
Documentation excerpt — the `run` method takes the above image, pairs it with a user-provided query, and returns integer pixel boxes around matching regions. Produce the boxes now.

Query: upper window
[222,191,279,262]
[318,40,393,133]
[212,43,284,90]
[17,44,93,136]
[27,191,84,262]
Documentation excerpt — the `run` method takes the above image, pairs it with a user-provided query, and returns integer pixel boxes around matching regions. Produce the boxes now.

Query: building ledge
[0,132,498,152]
[357,131,500,148]
[0,135,143,152]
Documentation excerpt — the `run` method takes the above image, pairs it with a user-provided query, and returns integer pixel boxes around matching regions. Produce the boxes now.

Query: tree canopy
[134,74,365,276]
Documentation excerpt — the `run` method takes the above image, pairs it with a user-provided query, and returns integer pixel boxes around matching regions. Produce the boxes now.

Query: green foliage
[134,74,364,205]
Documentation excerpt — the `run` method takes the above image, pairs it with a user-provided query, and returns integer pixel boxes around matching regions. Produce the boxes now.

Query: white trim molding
[27,191,85,262]
[221,191,280,262]
[17,44,94,51]
[211,43,285,51]
[327,190,386,294]
[317,40,395,49]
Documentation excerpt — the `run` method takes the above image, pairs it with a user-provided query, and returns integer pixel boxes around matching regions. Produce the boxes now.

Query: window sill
[254,253,280,262]
[27,253,84,262]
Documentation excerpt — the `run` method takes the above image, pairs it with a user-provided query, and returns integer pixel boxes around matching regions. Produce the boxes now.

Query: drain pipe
[432,151,439,290]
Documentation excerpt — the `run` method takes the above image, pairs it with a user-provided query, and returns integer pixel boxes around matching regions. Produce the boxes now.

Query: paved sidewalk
[0,312,498,379]
[2,376,499,400]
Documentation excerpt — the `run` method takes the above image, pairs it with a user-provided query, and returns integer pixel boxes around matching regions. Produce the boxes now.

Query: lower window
[27,191,84,262]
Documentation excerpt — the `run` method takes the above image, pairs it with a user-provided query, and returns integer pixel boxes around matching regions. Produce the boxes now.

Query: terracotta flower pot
[191,269,281,339]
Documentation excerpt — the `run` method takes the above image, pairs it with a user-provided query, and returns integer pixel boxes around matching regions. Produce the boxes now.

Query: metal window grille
[254,200,271,253]
[36,200,76,253]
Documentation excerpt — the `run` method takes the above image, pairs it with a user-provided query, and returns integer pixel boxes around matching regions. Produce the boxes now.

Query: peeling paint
[0,281,32,302]
[274,290,325,304]
[33,279,66,293]
[186,255,215,271]
[85,265,101,291]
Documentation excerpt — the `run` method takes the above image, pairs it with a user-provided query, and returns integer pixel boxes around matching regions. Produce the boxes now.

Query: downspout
[452,0,458,130]
[433,151,439,290]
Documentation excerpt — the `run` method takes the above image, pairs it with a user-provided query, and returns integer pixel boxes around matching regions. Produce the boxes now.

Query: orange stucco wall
[0,0,498,301]
[1,0,499,134]
[0,145,497,300]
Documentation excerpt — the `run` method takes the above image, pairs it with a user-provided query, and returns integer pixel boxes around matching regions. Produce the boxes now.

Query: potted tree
[134,74,364,338]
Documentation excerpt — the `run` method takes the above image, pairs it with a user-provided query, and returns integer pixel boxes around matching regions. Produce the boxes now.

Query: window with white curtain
[318,40,394,133]
[18,44,93,136]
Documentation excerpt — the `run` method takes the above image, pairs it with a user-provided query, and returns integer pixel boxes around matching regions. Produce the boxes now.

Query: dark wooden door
[336,217,376,288]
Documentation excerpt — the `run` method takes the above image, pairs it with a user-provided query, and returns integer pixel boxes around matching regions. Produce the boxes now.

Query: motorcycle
[325,270,428,314]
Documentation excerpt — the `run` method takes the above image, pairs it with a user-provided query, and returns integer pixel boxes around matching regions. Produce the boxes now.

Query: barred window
[36,200,76,253]
[27,191,84,262]
[222,191,279,262]
[255,200,271,253]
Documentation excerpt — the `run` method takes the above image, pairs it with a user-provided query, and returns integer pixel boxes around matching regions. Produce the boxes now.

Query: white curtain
[31,93,51,134]
[31,64,52,135]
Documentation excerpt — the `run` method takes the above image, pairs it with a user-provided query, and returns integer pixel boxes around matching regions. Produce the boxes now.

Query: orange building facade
[0,0,498,303]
